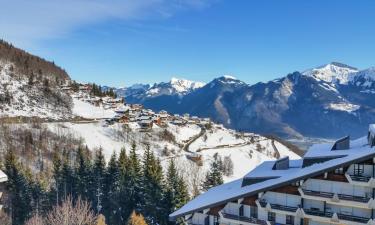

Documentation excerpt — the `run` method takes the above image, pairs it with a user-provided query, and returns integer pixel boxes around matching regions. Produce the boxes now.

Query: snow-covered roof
[370,124,375,134]
[0,170,8,183]
[170,135,375,220]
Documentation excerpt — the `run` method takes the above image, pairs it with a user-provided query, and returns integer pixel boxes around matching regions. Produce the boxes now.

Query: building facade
[170,125,375,225]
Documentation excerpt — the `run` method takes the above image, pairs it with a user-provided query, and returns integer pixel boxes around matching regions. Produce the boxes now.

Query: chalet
[170,124,375,225]
[131,104,143,111]
[172,119,187,126]
[0,170,7,211]
[139,120,153,130]
[115,105,130,115]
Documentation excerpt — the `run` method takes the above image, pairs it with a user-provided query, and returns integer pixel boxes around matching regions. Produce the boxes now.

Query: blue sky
[1,0,375,86]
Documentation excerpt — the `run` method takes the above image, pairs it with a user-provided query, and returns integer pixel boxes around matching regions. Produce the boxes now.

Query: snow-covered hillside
[47,119,300,183]
[0,61,72,119]
[72,98,116,119]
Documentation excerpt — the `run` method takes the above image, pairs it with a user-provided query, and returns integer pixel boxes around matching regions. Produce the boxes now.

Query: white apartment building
[170,124,375,225]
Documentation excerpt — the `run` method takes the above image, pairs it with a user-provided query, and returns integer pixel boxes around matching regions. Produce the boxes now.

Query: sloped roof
[0,170,8,183]
[170,136,375,220]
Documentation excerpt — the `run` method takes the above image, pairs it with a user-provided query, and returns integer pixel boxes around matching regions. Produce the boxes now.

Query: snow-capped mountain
[124,63,375,139]
[303,62,358,84]
[146,77,205,97]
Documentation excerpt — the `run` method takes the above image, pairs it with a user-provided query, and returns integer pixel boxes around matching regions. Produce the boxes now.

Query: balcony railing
[302,189,370,203]
[222,212,267,225]
[259,200,298,212]
[349,174,371,182]
[303,209,333,218]
[270,203,298,212]
[337,193,370,203]
[302,189,334,198]
[337,213,371,224]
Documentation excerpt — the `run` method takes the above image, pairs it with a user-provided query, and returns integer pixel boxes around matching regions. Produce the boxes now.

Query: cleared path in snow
[183,126,206,153]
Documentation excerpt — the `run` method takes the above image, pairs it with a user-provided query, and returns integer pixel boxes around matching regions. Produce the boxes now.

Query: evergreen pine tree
[164,159,189,225]
[118,147,131,224]
[75,146,91,200]
[202,153,223,191]
[51,151,63,205]
[102,152,120,225]
[141,145,165,225]
[4,149,33,225]
[60,151,75,199]
[127,142,142,214]
[91,148,106,213]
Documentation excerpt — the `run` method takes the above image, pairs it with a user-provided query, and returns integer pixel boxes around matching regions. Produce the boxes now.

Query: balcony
[337,213,371,224]
[345,173,375,188]
[350,175,371,182]
[257,200,300,216]
[303,209,333,218]
[299,188,373,208]
[221,212,267,225]
[301,189,333,198]
[338,193,370,203]
[270,203,298,213]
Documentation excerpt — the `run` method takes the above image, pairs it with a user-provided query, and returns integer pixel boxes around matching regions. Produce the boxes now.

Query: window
[213,216,219,225]
[250,206,258,218]
[286,215,294,225]
[268,212,276,222]
[204,216,209,225]
[354,164,364,175]
[291,181,300,187]
[334,167,344,174]
[239,205,244,217]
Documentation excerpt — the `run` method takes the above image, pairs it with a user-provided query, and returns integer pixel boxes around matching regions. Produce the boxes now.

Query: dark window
[286,215,294,225]
[268,212,276,222]
[250,206,258,218]
[291,181,300,187]
[239,205,244,217]
[354,164,364,175]
[213,216,219,225]
[204,216,209,225]
[334,167,344,174]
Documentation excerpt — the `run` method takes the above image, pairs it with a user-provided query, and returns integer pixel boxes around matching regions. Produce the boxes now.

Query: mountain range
[121,63,375,139]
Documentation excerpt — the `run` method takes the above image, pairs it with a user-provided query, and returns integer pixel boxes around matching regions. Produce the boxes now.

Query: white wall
[262,191,301,207]
[192,213,207,225]
[223,202,239,215]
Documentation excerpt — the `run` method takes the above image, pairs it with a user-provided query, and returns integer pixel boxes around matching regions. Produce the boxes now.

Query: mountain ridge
[120,62,375,139]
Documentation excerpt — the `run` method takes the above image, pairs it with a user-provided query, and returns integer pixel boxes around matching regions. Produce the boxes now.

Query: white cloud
[0,0,214,47]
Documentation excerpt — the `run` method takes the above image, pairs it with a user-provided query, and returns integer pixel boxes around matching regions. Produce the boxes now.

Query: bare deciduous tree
[25,214,44,225]
[45,196,97,225]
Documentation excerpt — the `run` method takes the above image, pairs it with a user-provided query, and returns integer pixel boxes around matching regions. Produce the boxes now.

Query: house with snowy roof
[0,170,8,211]
[170,124,375,225]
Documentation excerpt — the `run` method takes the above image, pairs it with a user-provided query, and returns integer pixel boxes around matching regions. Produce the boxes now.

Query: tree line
[90,83,117,98]
[2,142,189,225]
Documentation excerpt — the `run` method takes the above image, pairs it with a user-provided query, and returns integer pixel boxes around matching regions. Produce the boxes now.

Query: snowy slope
[0,61,72,119]
[47,121,301,183]
[72,98,116,119]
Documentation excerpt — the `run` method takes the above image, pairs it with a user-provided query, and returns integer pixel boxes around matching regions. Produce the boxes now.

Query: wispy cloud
[0,0,214,47]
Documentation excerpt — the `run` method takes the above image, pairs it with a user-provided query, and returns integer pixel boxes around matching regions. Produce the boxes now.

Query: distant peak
[302,62,358,84]
[222,75,237,80]
[329,62,358,71]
